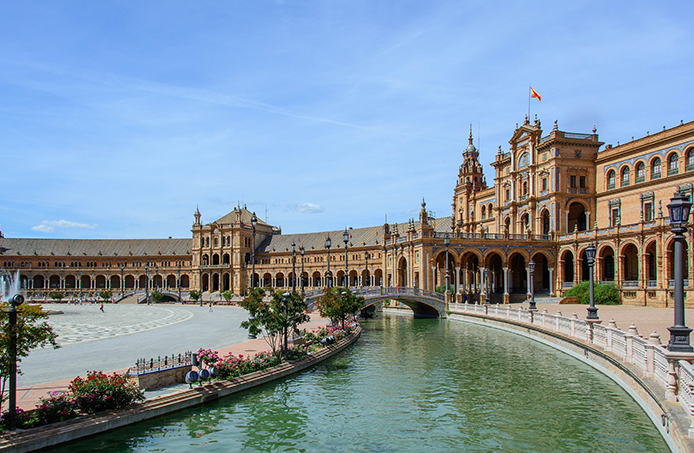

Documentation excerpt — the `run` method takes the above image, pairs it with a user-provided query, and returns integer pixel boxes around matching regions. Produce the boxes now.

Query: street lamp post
[177,263,181,301]
[247,314,257,339]
[364,251,369,287]
[120,265,125,298]
[291,241,297,293]
[5,293,24,430]
[299,245,305,295]
[528,259,537,311]
[667,190,693,352]
[282,291,290,360]
[251,212,257,291]
[144,264,150,305]
[325,236,332,288]
[444,235,450,294]
[343,228,349,287]
[586,244,599,320]
[154,265,159,293]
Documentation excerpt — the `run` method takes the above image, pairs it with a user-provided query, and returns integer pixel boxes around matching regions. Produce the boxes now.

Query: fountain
[0,270,22,303]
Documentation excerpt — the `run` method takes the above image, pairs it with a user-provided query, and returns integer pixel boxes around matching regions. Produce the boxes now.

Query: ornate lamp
[325,236,332,287]
[586,244,598,320]
[667,189,693,352]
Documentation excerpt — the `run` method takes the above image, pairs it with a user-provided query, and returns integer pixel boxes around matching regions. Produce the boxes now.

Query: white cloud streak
[292,203,325,214]
[31,220,98,233]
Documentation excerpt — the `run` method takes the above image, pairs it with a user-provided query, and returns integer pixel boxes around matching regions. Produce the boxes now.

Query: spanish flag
[530,86,541,102]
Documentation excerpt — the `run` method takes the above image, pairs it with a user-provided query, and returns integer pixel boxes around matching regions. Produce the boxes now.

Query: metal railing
[127,351,193,376]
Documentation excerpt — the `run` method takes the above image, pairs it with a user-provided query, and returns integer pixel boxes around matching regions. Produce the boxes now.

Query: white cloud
[292,203,325,214]
[31,224,55,233]
[31,220,97,233]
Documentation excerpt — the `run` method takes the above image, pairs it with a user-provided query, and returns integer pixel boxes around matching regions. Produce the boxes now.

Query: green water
[52,316,670,452]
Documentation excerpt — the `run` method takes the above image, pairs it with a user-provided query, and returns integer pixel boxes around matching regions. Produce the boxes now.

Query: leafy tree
[239,289,309,359]
[49,292,64,302]
[316,287,365,329]
[222,290,233,303]
[0,303,59,414]
[189,290,200,302]
[150,290,163,303]
[98,290,111,302]
[564,281,621,305]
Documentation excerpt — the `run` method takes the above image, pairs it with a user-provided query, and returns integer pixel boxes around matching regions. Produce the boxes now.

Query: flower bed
[199,323,358,381]
[1,371,144,430]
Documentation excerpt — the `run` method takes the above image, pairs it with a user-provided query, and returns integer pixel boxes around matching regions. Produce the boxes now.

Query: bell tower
[452,126,487,232]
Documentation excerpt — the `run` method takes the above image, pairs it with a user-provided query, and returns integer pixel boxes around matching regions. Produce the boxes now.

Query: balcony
[607,183,616,190]
[668,168,679,176]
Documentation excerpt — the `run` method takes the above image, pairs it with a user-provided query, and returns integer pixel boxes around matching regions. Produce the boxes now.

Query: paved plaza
[6,300,683,411]
[17,303,255,388]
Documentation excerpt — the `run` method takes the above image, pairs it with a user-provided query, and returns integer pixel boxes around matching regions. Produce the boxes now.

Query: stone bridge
[305,287,447,318]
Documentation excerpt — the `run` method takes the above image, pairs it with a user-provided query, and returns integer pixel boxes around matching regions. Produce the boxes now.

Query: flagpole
[528,84,531,120]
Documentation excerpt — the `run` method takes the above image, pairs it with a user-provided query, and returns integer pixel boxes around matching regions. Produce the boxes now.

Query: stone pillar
[455,267,460,294]
[548,268,554,296]
[503,267,510,304]
[526,266,531,296]
[645,331,661,378]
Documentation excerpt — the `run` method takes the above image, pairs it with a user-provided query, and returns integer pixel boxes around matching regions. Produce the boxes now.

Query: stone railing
[448,302,694,439]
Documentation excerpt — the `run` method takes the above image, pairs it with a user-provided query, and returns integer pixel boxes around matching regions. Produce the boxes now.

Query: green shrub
[564,281,620,305]
[29,392,79,426]
[0,406,33,430]
[68,371,144,414]
[435,285,455,294]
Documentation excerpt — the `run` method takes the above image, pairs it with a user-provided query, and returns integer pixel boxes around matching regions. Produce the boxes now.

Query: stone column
[455,266,460,294]
[526,266,531,296]
[548,268,554,295]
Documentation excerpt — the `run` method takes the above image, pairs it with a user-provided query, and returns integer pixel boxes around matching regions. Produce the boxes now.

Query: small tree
[150,290,163,304]
[98,290,111,302]
[239,289,309,359]
[0,303,59,414]
[49,292,64,303]
[222,290,233,304]
[316,287,365,329]
[189,290,200,304]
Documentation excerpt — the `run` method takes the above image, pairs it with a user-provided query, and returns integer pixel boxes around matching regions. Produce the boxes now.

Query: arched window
[523,181,528,195]
[687,148,694,171]
[481,205,486,219]
[652,157,661,179]
[635,162,645,182]
[607,170,616,189]
[488,203,494,218]
[669,153,679,175]
[621,167,630,187]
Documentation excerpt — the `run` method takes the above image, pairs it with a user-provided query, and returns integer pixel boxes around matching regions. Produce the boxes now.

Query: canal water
[52,315,670,452]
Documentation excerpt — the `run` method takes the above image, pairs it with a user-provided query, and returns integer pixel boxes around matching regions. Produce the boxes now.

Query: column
[455,266,460,293]
[526,266,531,296]
[548,268,554,295]
[479,267,486,295]
[503,268,509,295]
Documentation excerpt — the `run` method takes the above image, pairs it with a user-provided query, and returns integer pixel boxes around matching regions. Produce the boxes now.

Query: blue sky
[1,1,692,239]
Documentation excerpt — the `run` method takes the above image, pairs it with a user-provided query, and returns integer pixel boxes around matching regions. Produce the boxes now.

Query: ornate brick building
[1,117,692,307]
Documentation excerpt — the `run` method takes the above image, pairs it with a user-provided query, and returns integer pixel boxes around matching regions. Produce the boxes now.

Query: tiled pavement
[8,303,329,410]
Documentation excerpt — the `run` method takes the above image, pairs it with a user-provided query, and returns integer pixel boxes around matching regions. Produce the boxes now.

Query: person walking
[100,301,105,313]
[208,301,213,312]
